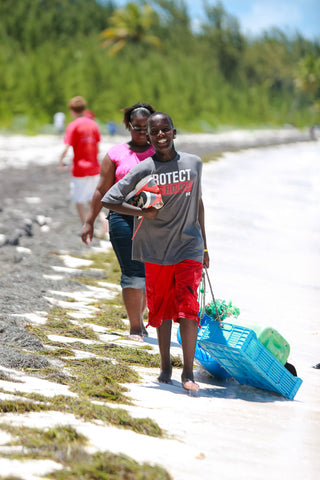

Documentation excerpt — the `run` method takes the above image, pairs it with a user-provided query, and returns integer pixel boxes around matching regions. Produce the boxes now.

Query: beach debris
[205,299,240,321]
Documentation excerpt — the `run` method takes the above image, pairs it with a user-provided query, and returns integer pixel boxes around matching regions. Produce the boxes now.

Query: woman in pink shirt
[81,102,155,341]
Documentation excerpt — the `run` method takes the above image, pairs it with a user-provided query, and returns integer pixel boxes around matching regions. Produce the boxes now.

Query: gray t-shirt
[102,151,204,265]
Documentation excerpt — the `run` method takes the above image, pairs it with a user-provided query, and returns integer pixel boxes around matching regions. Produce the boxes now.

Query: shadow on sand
[143,364,290,403]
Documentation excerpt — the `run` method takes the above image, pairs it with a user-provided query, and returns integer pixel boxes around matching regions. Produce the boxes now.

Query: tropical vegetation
[0,0,319,133]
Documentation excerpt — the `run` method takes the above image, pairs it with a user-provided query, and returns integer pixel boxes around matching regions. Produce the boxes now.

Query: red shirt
[64,116,101,177]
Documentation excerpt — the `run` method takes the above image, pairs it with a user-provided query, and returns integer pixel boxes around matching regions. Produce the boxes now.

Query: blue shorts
[108,211,145,290]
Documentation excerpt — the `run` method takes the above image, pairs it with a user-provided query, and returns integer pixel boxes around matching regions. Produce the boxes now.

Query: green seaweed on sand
[170,355,183,368]
[23,357,139,404]
[49,450,172,480]
[83,249,119,270]
[89,302,128,331]
[0,393,163,437]
[24,306,98,345]
[24,324,49,344]
[76,249,122,285]
[66,357,139,403]
[0,371,22,383]
[0,424,171,479]
[27,365,74,385]
[38,347,75,358]
[0,423,87,461]
[69,275,103,287]
[52,395,163,436]
[0,398,50,414]
[45,307,99,340]
[78,343,181,369]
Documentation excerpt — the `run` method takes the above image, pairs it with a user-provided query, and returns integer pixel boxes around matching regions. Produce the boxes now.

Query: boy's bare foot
[129,334,144,342]
[158,370,172,384]
[181,376,200,392]
[129,331,144,342]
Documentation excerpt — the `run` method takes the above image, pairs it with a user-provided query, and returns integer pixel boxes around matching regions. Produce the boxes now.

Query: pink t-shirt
[108,143,155,183]
[64,117,101,177]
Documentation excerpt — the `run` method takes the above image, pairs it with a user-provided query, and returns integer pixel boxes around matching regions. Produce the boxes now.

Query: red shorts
[145,259,203,328]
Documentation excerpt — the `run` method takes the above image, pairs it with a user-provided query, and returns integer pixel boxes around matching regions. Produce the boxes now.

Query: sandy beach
[0,128,319,480]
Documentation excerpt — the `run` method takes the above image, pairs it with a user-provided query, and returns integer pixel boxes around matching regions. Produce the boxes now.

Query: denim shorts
[108,211,145,290]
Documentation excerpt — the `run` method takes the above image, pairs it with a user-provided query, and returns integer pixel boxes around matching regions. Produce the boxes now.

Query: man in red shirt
[59,96,102,225]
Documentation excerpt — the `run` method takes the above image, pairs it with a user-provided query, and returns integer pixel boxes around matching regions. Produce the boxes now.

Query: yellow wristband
[204,248,208,252]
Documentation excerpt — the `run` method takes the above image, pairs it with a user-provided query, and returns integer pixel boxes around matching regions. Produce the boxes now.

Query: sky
[113,0,320,41]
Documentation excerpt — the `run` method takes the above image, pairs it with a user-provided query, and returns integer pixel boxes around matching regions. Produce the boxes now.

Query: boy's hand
[141,207,159,219]
[203,251,210,268]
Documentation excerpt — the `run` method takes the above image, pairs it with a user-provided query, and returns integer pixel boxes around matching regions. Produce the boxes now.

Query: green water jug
[258,327,290,365]
[224,318,290,365]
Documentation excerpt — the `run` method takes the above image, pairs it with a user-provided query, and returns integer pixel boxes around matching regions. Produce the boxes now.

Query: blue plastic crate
[197,320,303,400]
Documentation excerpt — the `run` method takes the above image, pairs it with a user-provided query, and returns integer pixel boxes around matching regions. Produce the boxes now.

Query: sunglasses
[129,122,147,132]
[149,127,172,137]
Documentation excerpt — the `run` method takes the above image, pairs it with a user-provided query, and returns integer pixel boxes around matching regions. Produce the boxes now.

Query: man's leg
[76,202,87,224]
[179,318,199,391]
[157,319,172,384]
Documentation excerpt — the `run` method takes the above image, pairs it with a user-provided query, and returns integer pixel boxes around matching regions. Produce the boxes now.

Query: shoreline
[175,126,313,156]
[0,126,314,172]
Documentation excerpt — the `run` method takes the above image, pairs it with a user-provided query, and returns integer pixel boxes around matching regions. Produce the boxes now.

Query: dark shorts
[108,211,145,289]
[145,259,203,328]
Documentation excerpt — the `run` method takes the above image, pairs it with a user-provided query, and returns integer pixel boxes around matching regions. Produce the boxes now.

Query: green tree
[149,0,196,56]
[0,0,319,131]
[0,0,113,50]
[295,54,320,113]
[100,2,161,55]
[295,54,320,95]
[201,0,245,80]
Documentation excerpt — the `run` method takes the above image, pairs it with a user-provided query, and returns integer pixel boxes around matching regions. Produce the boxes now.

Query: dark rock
[23,218,33,237]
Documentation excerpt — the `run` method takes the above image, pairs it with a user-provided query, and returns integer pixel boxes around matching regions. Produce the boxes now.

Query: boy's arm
[101,200,159,219]
[101,165,160,219]
[198,197,209,268]
[59,145,70,168]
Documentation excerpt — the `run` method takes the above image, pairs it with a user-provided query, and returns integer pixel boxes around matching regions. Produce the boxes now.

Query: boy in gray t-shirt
[102,112,209,392]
